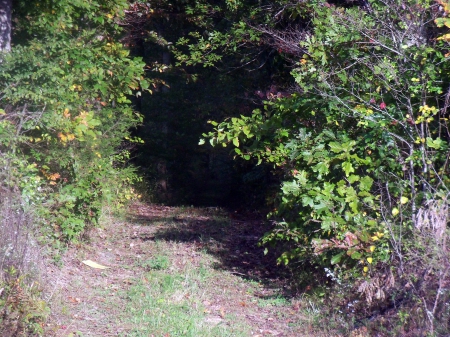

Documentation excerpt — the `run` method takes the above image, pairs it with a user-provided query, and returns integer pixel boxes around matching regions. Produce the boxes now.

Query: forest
[1,0,450,335]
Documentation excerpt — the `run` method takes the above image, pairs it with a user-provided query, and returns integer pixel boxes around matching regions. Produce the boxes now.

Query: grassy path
[45,203,322,337]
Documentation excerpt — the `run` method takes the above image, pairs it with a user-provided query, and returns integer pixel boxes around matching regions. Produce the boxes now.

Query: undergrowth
[0,189,49,336]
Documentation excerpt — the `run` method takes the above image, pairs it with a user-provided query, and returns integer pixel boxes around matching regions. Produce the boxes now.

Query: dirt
[44,202,316,337]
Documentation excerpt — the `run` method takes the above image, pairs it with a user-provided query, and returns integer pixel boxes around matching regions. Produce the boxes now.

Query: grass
[43,203,322,337]
[142,255,171,271]
[257,295,290,308]
[120,245,250,337]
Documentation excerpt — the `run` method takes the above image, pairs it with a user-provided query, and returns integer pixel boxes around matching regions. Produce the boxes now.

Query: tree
[0,0,11,52]
[0,0,149,240]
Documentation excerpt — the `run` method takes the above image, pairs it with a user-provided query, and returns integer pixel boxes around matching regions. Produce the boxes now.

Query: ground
[43,203,326,337]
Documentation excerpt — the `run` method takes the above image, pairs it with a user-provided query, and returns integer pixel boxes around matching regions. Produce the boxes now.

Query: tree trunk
[0,0,11,52]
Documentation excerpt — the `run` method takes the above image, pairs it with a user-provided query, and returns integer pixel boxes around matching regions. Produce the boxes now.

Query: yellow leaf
[58,132,67,142]
[367,257,373,264]
[400,196,409,204]
[49,173,61,181]
[392,207,399,216]
[363,266,369,272]
[437,33,450,41]
[82,260,109,269]
[369,245,375,252]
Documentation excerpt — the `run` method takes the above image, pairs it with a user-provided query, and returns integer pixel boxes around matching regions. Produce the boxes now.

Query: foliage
[201,0,450,332]
[0,269,50,337]
[0,145,49,336]
[0,0,148,241]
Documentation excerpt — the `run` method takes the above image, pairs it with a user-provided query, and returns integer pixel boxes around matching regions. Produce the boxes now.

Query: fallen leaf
[82,260,109,269]
[68,296,81,303]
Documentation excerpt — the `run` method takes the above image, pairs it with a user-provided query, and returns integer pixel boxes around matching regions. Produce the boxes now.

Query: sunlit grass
[119,242,250,337]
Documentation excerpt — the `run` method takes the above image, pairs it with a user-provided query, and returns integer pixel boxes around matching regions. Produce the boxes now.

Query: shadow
[126,204,291,290]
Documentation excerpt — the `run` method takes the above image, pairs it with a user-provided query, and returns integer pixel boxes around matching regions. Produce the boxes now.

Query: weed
[0,271,50,336]
[144,255,170,270]
[0,188,49,336]
[257,295,289,308]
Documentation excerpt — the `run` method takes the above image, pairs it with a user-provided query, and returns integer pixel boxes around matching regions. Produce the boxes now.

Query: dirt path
[44,203,318,337]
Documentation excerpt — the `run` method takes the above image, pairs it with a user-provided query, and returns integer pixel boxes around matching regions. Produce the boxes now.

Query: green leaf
[359,176,373,191]
[329,141,344,153]
[348,175,360,183]
[331,251,345,265]
[342,161,355,177]
[313,162,329,177]
[435,17,450,28]
[282,181,300,196]
[302,196,314,207]
[426,137,443,149]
